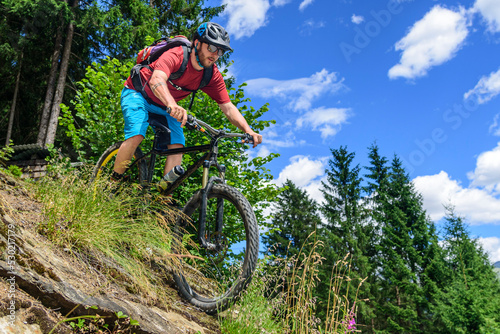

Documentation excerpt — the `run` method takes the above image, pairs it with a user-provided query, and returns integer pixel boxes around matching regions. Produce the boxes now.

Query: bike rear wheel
[173,183,259,314]
[92,141,148,184]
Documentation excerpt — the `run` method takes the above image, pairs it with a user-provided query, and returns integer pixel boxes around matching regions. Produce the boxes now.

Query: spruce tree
[263,179,321,258]
[362,144,389,332]
[372,156,440,333]
[433,207,500,333]
[320,146,374,328]
[321,146,363,257]
[417,221,448,333]
[262,179,325,324]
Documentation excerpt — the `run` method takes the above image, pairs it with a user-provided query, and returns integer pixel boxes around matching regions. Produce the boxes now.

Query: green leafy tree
[263,179,321,258]
[60,57,134,158]
[433,207,500,333]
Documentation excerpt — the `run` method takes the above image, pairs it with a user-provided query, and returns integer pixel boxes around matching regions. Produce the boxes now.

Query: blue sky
[207,0,500,263]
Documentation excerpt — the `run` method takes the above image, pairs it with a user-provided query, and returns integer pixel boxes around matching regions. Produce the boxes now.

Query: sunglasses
[206,43,225,57]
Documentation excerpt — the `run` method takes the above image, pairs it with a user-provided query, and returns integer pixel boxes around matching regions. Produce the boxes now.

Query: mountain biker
[112,22,263,181]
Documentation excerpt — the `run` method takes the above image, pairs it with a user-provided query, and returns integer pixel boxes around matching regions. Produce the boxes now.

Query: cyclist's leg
[114,135,144,174]
[146,101,186,176]
[113,87,149,176]
[164,145,183,176]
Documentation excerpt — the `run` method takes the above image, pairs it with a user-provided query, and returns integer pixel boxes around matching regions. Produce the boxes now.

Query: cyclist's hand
[168,104,188,127]
[246,131,262,148]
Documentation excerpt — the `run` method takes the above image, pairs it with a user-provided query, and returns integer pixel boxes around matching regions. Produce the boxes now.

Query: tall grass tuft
[221,232,363,333]
[31,166,183,300]
[218,264,284,333]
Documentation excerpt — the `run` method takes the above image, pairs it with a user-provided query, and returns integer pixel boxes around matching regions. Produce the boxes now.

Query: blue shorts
[120,87,185,146]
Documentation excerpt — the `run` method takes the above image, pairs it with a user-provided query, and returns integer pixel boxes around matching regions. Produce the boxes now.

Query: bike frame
[127,117,235,251]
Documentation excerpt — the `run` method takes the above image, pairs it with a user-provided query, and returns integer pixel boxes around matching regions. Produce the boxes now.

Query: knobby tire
[173,183,259,314]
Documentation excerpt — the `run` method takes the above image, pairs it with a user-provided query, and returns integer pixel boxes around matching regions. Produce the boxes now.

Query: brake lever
[185,114,205,133]
[241,133,254,145]
[185,120,196,131]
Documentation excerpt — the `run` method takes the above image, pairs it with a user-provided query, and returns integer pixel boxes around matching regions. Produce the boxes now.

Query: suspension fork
[214,164,226,245]
[198,159,226,250]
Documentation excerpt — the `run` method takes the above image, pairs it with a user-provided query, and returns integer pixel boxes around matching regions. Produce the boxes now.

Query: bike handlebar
[164,108,254,144]
[190,115,254,144]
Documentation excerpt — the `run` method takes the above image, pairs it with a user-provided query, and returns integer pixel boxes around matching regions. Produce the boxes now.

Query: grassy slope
[2,166,360,334]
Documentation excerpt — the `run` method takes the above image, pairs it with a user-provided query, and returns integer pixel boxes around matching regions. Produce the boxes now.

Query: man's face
[196,42,220,67]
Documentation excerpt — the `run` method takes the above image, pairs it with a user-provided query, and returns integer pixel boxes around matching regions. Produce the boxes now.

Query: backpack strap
[169,45,190,81]
[130,64,164,108]
[169,65,214,109]
[199,66,214,90]
[188,65,213,110]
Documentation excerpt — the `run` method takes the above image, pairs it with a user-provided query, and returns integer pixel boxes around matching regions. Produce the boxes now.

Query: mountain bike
[92,112,259,313]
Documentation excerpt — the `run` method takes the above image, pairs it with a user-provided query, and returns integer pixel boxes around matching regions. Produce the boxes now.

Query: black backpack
[130,35,213,110]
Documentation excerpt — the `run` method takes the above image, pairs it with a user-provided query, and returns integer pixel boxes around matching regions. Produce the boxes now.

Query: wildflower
[347,317,356,331]
[341,311,357,333]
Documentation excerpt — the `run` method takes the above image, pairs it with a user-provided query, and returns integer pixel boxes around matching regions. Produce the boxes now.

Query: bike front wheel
[173,183,259,314]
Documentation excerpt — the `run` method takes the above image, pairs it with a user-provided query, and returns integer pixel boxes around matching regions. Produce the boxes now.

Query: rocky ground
[0,171,221,334]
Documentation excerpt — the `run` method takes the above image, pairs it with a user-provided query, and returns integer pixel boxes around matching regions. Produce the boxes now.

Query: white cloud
[255,145,272,158]
[272,155,328,206]
[252,125,307,159]
[245,69,345,111]
[415,143,500,224]
[299,19,326,36]
[388,5,469,80]
[296,107,352,139]
[464,67,500,104]
[478,237,500,263]
[222,0,270,39]
[302,177,328,204]
[274,155,327,188]
[299,0,314,11]
[351,14,365,25]
[261,136,306,150]
[272,0,292,6]
[474,0,500,33]
[489,114,500,136]
[467,142,500,194]
[413,171,500,224]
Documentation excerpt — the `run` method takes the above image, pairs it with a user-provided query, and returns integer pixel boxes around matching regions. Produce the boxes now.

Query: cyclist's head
[194,22,232,52]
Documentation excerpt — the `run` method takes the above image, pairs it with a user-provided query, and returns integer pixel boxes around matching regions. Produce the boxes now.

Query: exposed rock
[0,317,43,334]
[0,171,220,334]
[0,278,72,334]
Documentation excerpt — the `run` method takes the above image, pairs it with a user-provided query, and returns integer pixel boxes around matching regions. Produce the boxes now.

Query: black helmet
[195,22,232,52]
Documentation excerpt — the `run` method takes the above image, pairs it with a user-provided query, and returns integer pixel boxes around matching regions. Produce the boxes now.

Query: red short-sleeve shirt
[124,46,231,106]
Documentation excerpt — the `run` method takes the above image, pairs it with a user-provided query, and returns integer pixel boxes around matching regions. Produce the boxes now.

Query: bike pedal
[202,242,217,251]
